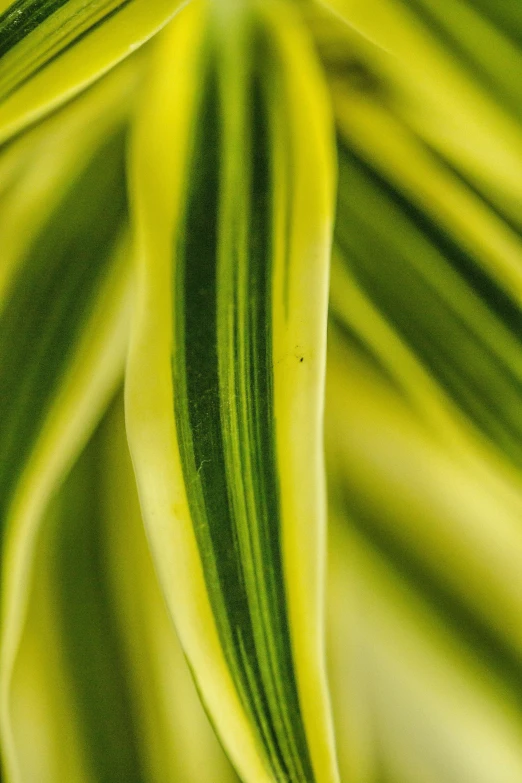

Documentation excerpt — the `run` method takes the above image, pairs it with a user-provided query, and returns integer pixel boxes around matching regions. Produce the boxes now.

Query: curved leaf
[8,392,239,783]
[0,0,187,144]
[126,1,339,780]
[0,76,134,781]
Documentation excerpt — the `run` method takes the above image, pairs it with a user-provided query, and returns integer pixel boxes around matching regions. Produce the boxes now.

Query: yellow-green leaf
[0,0,187,145]
[325,318,522,697]
[333,144,522,469]
[0,75,134,781]
[126,1,339,780]
[327,509,522,783]
[7,391,239,783]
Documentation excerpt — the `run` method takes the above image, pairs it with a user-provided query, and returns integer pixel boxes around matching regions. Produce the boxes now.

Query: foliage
[1,0,522,781]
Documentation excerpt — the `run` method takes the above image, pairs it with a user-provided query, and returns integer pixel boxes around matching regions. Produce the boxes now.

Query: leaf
[7,391,239,783]
[306,0,522,469]
[126,0,339,780]
[325,317,522,709]
[0,0,188,145]
[333,144,522,470]
[312,0,522,221]
[327,506,522,783]
[324,315,522,778]
[0,74,135,781]
[100,395,239,783]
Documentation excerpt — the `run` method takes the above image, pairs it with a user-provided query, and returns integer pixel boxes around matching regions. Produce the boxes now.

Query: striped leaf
[306,0,522,470]
[327,504,522,783]
[7,397,144,783]
[325,312,522,683]
[312,0,522,222]
[334,144,522,470]
[8,391,239,783]
[0,73,135,781]
[126,1,339,781]
[324,312,522,780]
[0,0,187,144]
[100,395,239,783]
[312,7,522,773]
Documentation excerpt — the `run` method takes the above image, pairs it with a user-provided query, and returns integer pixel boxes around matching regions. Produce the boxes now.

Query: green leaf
[98,395,240,783]
[326,317,522,684]
[0,0,187,144]
[334,144,522,469]
[312,0,522,222]
[327,506,522,783]
[0,73,135,781]
[126,1,339,780]
[7,391,240,783]
[307,0,522,469]
[316,1,522,778]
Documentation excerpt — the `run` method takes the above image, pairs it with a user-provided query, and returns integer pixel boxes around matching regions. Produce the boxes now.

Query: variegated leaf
[0,73,135,781]
[126,1,339,780]
[0,0,188,144]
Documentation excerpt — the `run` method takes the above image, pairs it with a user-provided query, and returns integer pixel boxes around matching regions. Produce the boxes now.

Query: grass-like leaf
[0,72,135,781]
[0,0,187,143]
[126,2,339,780]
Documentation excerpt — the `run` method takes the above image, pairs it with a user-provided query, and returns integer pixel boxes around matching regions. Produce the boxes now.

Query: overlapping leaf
[8,392,240,783]
[0,69,137,781]
[1,0,522,781]
[0,0,187,143]
[303,2,522,780]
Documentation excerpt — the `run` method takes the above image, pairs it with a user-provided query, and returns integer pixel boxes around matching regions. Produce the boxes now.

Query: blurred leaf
[0,74,135,781]
[326,319,522,693]
[334,145,522,469]
[8,391,240,783]
[327,506,522,783]
[126,1,338,780]
[304,0,522,467]
[309,6,522,772]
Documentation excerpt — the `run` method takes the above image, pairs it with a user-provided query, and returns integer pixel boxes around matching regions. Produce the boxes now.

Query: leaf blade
[0,0,188,144]
[0,76,135,780]
[127,2,339,780]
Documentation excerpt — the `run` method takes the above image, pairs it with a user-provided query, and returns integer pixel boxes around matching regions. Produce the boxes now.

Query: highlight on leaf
[7,391,239,783]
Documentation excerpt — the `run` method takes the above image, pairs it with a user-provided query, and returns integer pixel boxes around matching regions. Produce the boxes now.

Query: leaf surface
[127,1,339,780]
[0,0,187,144]
[0,74,135,781]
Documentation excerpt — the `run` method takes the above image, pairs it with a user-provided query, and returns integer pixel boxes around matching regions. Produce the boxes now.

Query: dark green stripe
[413,133,522,236]
[172,39,314,783]
[48,397,146,783]
[0,127,127,542]
[0,0,70,57]
[334,141,522,469]
[453,0,522,49]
